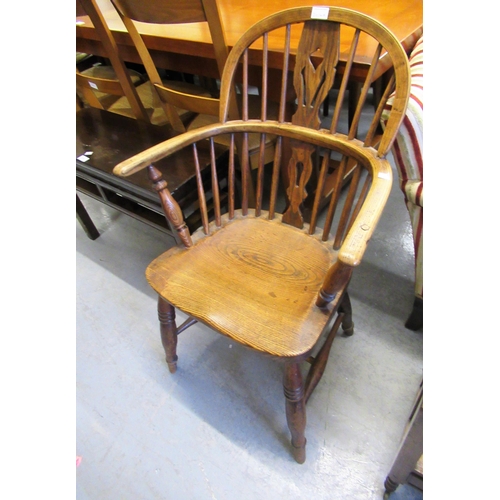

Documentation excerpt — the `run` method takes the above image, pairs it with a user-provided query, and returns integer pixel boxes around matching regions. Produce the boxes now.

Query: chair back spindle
[115,6,410,276]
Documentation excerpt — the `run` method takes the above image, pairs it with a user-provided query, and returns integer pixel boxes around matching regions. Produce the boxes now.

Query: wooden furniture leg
[76,194,100,240]
[158,297,178,373]
[384,382,423,496]
[405,297,423,331]
[283,361,307,464]
[339,291,354,336]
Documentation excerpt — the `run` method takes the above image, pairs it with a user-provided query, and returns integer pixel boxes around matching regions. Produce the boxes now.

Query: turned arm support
[147,165,193,248]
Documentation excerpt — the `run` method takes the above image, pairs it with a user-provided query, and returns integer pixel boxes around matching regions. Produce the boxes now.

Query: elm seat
[146,214,340,357]
[114,6,411,463]
[382,35,423,330]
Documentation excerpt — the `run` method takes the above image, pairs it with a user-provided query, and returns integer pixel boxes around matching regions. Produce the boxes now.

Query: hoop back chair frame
[114,6,410,463]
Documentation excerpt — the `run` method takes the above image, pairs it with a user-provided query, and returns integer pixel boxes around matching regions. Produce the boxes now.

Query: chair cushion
[146,213,341,357]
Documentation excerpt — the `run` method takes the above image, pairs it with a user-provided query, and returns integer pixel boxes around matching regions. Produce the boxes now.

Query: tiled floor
[76,134,423,498]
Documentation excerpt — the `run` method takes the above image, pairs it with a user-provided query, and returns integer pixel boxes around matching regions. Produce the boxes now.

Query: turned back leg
[158,296,178,373]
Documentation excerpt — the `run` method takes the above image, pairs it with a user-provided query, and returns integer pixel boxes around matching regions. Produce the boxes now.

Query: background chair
[110,0,277,170]
[76,0,209,125]
[114,6,410,463]
[382,36,423,331]
[76,0,150,121]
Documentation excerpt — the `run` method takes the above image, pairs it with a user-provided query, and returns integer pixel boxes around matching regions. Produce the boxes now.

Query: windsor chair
[114,6,410,463]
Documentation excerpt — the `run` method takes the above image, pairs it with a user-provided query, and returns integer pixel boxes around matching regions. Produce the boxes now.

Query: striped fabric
[382,36,423,300]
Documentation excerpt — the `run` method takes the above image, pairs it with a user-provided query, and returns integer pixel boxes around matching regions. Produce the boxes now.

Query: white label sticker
[311,6,330,19]
[85,151,93,156]
[77,155,90,162]
[89,82,98,90]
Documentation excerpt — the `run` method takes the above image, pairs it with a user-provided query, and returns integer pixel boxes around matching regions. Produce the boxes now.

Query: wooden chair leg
[339,291,354,336]
[283,361,307,464]
[76,194,100,240]
[158,296,178,373]
[405,297,423,331]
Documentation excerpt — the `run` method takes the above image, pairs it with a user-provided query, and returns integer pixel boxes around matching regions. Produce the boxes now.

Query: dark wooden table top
[76,108,225,201]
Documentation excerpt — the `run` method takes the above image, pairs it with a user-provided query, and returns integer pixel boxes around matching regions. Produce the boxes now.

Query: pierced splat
[283,21,340,228]
[291,20,340,129]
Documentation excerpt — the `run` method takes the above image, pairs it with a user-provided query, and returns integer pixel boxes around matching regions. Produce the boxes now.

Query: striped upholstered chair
[383,36,423,331]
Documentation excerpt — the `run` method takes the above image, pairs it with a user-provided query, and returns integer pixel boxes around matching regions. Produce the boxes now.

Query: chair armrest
[113,123,228,177]
[337,157,393,267]
[114,120,392,268]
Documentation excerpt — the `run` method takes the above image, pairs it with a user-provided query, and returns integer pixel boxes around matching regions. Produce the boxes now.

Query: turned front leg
[158,296,178,373]
[283,362,307,464]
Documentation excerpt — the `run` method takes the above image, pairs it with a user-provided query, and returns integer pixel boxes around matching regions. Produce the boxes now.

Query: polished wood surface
[76,107,228,239]
[76,0,422,81]
[113,7,411,463]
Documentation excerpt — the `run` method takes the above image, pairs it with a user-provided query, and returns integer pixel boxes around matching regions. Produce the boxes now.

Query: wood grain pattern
[146,213,340,357]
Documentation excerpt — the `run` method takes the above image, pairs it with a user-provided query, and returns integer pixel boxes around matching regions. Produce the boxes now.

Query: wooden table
[76,0,423,84]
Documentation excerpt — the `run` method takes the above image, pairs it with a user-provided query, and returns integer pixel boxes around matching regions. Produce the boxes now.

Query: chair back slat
[291,20,339,130]
[345,174,371,236]
[193,143,210,234]
[210,138,222,227]
[364,73,395,147]
[268,136,283,219]
[308,151,331,234]
[347,43,382,140]
[241,133,250,215]
[278,25,292,124]
[242,49,249,121]
[322,156,348,241]
[261,33,269,120]
[228,136,236,219]
[255,135,267,216]
[330,29,360,134]
[333,164,362,249]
